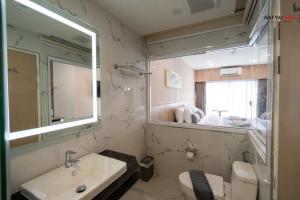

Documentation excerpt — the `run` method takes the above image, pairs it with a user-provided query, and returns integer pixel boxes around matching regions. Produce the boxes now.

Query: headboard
[151,101,193,122]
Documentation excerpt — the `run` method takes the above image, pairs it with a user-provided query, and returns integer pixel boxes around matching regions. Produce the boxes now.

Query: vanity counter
[11,150,140,200]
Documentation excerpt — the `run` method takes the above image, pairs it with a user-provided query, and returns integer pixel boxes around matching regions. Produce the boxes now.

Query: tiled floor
[120,176,232,200]
[120,176,187,200]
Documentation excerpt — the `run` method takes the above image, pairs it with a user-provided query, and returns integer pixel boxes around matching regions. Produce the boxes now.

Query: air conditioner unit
[220,67,242,76]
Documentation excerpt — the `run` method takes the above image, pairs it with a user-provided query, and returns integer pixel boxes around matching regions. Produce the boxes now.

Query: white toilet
[179,161,258,200]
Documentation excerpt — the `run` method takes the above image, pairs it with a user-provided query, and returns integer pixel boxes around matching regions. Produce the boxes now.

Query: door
[8,49,39,147]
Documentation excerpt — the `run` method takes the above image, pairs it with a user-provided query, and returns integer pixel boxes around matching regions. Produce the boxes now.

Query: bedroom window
[149,45,270,132]
[205,80,258,119]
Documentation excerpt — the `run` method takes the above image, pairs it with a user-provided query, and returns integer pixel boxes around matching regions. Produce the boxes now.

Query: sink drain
[76,185,87,193]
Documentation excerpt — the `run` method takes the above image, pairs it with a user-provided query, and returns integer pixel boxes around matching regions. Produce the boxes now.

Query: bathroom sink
[20,153,127,200]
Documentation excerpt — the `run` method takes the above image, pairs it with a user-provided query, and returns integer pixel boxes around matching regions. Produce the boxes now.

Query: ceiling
[179,46,268,70]
[93,0,238,35]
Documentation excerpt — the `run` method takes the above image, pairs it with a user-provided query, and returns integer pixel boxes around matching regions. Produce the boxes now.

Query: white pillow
[175,107,184,123]
[183,106,193,123]
[197,109,205,119]
[191,106,205,118]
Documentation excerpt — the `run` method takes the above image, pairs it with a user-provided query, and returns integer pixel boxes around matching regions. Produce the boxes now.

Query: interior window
[149,45,269,132]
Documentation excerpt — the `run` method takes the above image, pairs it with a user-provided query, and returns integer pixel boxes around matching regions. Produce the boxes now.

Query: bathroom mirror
[6,0,98,147]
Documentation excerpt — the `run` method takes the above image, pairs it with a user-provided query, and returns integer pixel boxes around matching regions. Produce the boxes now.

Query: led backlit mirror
[6,0,98,146]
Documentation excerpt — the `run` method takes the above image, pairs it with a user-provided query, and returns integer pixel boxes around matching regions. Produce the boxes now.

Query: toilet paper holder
[185,147,198,158]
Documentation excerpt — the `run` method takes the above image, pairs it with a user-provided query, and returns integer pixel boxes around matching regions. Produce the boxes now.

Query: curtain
[257,79,267,117]
[205,80,258,118]
[195,82,206,112]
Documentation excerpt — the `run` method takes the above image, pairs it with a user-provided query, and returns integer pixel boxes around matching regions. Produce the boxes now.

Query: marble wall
[146,124,249,182]
[10,0,146,194]
[248,139,271,200]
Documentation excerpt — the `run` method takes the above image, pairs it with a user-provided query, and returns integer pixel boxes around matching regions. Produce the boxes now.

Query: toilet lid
[233,161,258,185]
[179,172,224,199]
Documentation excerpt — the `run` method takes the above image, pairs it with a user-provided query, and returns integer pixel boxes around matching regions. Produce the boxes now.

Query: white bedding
[198,115,225,127]
[198,115,253,128]
[176,112,267,131]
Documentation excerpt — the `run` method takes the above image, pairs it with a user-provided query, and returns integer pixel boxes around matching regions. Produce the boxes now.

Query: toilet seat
[179,172,225,200]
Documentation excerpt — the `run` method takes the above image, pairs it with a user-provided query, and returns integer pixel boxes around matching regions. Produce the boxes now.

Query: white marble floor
[120,176,187,200]
[120,176,232,200]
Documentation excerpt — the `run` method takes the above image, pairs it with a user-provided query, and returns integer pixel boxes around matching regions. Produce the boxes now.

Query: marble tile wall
[248,137,272,200]
[10,0,146,194]
[146,124,249,182]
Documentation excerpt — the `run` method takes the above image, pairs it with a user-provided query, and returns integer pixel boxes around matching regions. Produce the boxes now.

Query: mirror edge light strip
[13,0,94,36]
[9,0,98,140]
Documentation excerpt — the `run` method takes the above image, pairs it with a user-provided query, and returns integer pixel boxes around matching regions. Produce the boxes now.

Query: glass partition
[149,44,269,132]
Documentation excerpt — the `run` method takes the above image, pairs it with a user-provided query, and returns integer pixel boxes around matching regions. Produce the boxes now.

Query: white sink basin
[20,153,127,200]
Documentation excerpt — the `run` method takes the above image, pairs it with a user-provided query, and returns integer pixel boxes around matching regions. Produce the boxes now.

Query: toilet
[179,161,258,200]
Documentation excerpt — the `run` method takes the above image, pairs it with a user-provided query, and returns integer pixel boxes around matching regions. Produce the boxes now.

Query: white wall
[150,58,195,106]
[10,0,146,194]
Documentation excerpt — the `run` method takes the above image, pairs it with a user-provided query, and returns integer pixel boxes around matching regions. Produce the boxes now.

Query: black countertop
[12,150,140,200]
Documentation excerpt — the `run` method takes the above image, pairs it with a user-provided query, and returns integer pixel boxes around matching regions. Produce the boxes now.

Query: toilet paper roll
[186,151,194,160]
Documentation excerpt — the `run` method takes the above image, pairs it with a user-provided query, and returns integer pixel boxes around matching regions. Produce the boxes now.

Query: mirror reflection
[49,59,93,124]
[7,0,97,147]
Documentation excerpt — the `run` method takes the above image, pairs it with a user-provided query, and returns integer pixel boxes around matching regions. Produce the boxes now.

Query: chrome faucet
[65,150,79,168]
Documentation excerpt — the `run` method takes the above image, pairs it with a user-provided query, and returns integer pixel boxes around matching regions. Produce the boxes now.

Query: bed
[197,115,252,128]
[196,115,268,136]
[172,105,268,133]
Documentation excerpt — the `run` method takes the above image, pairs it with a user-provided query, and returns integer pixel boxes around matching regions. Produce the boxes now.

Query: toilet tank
[231,161,258,200]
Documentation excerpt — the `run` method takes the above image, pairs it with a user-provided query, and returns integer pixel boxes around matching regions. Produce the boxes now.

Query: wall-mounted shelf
[114,64,151,77]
